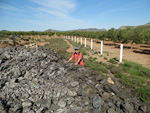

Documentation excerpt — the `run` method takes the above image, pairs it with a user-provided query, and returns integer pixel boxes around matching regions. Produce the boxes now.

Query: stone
[56,108,67,113]
[122,102,133,113]
[67,89,77,97]
[71,81,79,87]
[0,100,7,113]
[67,97,74,105]
[139,105,147,112]
[95,75,103,81]
[22,100,32,108]
[107,108,116,113]
[40,99,51,108]
[9,99,22,113]
[58,99,66,108]
[102,92,110,100]
[85,74,90,77]
[92,96,104,109]
[50,104,60,111]
[52,97,59,104]
[107,77,114,85]
[68,110,80,113]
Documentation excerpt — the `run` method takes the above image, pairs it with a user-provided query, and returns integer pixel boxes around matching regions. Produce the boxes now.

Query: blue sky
[0,0,150,31]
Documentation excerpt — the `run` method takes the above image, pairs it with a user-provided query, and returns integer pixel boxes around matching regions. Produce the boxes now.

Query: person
[65,47,84,66]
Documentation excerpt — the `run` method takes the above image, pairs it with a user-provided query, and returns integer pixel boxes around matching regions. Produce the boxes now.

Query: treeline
[0,31,55,36]
[57,27,150,49]
[1,27,150,48]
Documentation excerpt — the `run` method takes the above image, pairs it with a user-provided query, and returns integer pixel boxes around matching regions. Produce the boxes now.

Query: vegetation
[0,31,55,36]
[107,60,150,102]
[57,26,150,48]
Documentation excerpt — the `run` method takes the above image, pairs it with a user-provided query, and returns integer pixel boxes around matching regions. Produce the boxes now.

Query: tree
[130,28,143,49]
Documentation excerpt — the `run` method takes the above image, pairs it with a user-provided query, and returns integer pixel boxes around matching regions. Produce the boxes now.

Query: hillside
[119,22,150,30]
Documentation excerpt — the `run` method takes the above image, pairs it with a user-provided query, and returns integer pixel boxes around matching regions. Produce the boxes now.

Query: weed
[108,58,118,64]
[100,55,103,57]
[104,57,108,60]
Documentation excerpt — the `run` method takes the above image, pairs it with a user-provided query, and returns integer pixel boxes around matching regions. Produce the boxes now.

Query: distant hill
[71,28,106,32]
[45,28,106,32]
[1,30,8,31]
[119,22,150,30]
[45,29,60,32]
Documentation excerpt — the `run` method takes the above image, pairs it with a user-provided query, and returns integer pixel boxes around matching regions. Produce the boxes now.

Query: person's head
[75,47,79,53]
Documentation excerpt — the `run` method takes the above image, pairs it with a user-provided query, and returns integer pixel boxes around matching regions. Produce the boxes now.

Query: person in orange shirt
[65,47,84,66]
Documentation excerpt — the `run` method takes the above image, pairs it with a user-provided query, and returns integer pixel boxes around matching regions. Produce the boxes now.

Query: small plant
[104,57,108,60]
[107,53,109,56]
[100,55,103,57]
[93,57,97,61]
[108,58,118,64]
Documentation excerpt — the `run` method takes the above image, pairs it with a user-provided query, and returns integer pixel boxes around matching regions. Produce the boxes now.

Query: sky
[0,0,150,31]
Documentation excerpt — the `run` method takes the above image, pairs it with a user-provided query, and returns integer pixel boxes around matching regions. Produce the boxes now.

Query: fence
[64,35,124,63]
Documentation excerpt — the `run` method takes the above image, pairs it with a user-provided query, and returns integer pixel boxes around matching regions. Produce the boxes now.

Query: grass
[85,56,108,74]
[120,60,150,78]
[108,60,150,102]
[136,86,150,102]
[44,38,71,60]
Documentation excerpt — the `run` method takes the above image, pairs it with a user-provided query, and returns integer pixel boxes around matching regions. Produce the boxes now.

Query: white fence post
[85,38,86,47]
[120,44,123,63]
[91,40,93,49]
[81,38,82,45]
[101,41,103,55]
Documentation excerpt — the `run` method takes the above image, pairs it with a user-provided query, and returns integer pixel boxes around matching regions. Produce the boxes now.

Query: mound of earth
[0,46,149,113]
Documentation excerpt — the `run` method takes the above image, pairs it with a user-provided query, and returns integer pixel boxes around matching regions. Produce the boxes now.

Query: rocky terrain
[0,46,149,113]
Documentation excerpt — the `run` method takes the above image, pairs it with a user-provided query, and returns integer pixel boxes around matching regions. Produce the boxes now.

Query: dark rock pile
[0,46,149,113]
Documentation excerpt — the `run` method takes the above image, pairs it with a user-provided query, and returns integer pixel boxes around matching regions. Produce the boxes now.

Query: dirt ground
[61,36,150,69]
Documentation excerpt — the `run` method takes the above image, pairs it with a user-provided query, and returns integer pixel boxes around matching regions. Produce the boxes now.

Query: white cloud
[27,0,91,30]
[0,3,23,12]
[30,0,76,18]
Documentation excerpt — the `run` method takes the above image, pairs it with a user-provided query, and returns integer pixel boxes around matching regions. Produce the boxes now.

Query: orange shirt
[71,52,84,66]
